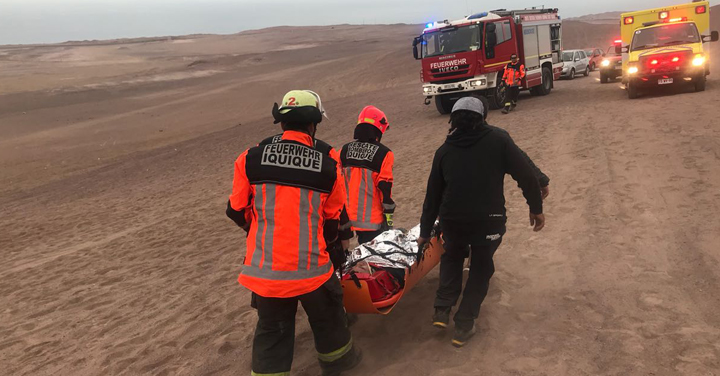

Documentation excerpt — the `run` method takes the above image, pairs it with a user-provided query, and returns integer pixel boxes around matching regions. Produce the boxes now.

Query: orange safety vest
[229,131,346,298]
[340,140,394,232]
[503,62,526,86]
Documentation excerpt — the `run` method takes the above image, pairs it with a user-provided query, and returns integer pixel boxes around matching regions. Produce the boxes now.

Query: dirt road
[1,25,720,375]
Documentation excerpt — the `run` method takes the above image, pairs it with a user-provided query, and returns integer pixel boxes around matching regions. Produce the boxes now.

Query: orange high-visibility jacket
[503,62,526,87]
[340,140,395,232]
[229,131,346,298]
[258,133,352,237]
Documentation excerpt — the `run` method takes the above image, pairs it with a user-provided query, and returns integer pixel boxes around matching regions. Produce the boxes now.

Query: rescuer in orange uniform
[257,93,354,267]
[340,106,395,244]
[226,90,361,376]
[502,53,526,114]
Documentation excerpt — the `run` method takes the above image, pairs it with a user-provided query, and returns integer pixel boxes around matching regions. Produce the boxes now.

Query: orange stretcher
[341,237,444,314]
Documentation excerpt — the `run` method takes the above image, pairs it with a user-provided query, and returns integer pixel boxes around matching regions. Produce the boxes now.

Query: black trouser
[251,274,353,375]
[357,229,383,244]
[434,235,503,331]
[506,86,520,107]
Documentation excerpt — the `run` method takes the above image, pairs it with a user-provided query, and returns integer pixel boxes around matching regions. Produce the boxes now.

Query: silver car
[560,50,590,80]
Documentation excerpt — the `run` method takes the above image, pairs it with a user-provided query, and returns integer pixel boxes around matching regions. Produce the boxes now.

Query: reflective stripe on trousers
[243,185,329,281]
[318,337,353,363]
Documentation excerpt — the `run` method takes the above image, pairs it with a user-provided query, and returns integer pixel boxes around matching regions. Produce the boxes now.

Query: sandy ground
[2,19,720,376]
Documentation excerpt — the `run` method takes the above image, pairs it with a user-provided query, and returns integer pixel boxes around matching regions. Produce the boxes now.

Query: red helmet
[357,106,389,134]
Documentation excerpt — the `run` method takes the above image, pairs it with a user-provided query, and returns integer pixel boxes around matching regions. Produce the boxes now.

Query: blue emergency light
[426,22,434,28]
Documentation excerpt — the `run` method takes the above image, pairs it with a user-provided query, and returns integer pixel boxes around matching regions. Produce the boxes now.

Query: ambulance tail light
[696,5,707,14]
[624,16,634,25]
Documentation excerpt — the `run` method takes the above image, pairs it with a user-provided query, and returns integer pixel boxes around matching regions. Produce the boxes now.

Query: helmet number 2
[287,97,296,106]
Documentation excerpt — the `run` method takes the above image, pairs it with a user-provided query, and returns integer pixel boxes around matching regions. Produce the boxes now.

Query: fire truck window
[492,21,512,45]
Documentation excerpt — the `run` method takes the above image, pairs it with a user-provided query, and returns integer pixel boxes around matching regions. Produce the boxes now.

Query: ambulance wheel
[600,73,609,84]
[627,80,639,99]
[583,66,590,76]
[435,95,453,114]
[695,74,706,92]
[531,67,553,96]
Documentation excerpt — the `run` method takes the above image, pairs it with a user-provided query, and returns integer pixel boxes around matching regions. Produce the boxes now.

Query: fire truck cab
[413,8,564,114]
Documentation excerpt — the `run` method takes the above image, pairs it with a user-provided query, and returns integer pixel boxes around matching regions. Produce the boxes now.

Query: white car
[560,50,590,79]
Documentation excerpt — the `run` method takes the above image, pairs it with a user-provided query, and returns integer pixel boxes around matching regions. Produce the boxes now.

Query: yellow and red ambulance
[618,1,718,98]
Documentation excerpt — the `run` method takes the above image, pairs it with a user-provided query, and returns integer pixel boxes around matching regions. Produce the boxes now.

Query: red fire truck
[413,8,564,113]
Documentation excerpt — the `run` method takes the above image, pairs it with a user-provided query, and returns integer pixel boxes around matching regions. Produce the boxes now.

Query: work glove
[384,213,394,229]
[415,237,429,264]
[328,240,348,274]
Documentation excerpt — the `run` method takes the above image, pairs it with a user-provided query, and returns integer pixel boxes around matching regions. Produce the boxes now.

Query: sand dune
[2,12,720,376]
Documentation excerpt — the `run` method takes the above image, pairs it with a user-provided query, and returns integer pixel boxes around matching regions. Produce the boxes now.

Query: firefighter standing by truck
[417,97,545,348]
[226,90,361,376]
[341,106,395,244]
[502,54,526,114]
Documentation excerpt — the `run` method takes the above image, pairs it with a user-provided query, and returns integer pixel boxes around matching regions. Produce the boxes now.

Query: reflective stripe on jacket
[230,131,346,298]
[503,62,526,86]
[340,141,394,232]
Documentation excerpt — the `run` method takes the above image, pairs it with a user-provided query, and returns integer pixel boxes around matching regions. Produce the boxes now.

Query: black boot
[432,307,451,329]
[502,106,510,114]
[451,325,476,348]
[320,346,363,376]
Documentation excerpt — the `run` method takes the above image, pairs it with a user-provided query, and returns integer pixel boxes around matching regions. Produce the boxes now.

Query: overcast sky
[1,0,719,45]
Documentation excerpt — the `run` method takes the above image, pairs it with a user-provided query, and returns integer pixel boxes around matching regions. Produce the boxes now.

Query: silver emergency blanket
[343,224,424,271]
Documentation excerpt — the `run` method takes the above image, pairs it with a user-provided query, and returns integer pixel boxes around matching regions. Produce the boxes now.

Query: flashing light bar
[667,17,687,23]
[659,11,669,20]
[614,39,623,44]
[624,16,634,25]
[696,5,707,14]
[426,22,434,28]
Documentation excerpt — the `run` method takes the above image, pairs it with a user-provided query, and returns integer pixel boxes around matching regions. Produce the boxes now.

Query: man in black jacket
[417,96,546,348]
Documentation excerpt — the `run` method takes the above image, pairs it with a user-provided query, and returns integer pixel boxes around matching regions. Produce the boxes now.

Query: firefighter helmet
[272,90,328,124]
[357,105,389,134]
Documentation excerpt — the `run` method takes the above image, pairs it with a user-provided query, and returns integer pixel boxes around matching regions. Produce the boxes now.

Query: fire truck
[412,8,564,114]
[617,1,719,99]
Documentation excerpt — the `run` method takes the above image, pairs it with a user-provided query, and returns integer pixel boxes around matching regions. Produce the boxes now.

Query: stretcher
[341,234,444,315]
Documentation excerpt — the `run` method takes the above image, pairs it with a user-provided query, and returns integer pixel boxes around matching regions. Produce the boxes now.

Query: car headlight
[601,60,611,67]
[692,54,706,67]
[627,66,639,75]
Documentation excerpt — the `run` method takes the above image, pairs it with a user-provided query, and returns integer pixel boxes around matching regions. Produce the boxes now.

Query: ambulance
[618,1,719,99]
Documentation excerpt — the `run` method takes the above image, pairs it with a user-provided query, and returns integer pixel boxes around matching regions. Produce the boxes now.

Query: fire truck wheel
[434,95,453,114]
[695,74,706,92]
[627,80,639,99]
[531,67,553,96]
